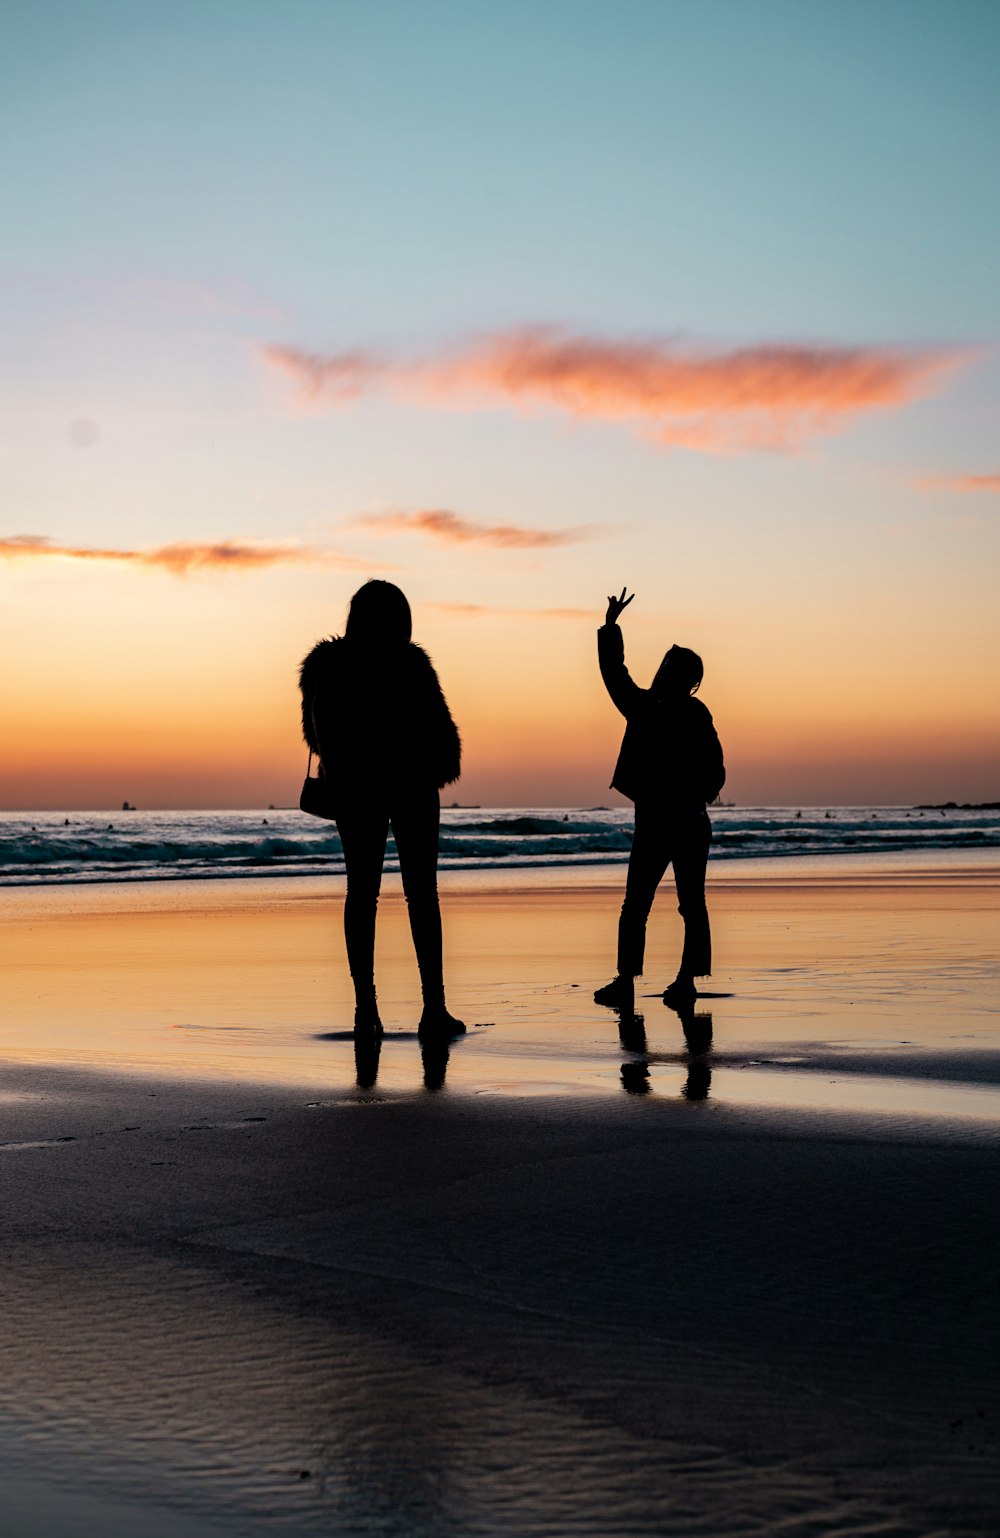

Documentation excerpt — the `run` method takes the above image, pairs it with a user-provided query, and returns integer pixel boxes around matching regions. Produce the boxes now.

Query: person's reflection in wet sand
[617,1007,648,1056]
[617,1009,652,1094]
[616,1003,714,1099]
[351,1017,465,1092]
[353,1024,382,1089]
[669,1001,714,1101]
[419,1018,465,1091]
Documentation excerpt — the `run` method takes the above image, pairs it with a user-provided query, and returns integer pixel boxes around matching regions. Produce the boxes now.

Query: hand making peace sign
[605,588,635,626]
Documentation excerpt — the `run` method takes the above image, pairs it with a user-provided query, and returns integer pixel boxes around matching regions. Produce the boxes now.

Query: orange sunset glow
[2,2,998,814]
[2,543,997,808]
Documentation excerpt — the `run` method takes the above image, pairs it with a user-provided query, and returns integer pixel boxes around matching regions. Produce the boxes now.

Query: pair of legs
[596,803,711,1005]
[335,786,461,1033]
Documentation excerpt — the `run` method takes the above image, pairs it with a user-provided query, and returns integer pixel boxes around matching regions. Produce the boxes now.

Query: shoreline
[1,840,999,902]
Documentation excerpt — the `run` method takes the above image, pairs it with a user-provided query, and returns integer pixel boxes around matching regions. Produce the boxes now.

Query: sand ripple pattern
[0,1240,977,1537]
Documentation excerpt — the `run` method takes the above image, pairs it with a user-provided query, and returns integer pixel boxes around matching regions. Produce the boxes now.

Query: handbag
[299,750,337,820]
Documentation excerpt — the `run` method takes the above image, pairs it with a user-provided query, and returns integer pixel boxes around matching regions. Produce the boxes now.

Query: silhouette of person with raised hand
[594,588,725,1011]
[300,581,464,1037]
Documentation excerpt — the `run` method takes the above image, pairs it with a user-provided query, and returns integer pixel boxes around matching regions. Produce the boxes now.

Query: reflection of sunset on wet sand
[4,863,999,1101]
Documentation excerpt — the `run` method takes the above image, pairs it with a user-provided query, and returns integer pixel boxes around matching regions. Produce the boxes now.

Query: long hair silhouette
[344,579,412,647]
[300,582,464,1037]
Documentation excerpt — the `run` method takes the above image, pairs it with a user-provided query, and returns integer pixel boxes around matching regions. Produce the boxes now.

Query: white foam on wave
[0,806,997,886]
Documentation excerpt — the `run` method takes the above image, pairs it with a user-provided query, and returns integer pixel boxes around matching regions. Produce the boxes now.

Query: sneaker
[663,977,697,1007]
[418,1005,466,1037]
[594,976,635,1007]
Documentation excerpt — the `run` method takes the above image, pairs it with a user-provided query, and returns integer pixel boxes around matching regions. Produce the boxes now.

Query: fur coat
[299,636,461,796]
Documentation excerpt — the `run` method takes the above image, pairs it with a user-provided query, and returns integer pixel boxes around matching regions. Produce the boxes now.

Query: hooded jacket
[598,623,725,808]
[299,636,461,798]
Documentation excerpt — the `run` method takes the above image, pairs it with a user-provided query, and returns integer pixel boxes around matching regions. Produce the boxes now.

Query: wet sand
[2,861,1000,1535]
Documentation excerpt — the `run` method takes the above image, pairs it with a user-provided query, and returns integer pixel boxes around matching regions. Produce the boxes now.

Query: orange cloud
[264,327,967,451]
[0,534,371,574]
[358,508,590,549]
[918,471,1000,494]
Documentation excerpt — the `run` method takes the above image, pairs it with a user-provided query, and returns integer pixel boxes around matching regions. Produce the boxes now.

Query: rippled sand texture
[2,864,999,1534]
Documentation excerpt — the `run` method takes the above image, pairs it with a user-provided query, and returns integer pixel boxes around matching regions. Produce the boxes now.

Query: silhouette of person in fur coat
[300,581,463,1035]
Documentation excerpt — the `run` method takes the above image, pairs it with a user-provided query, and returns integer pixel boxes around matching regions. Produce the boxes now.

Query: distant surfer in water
[594,589,725,1008]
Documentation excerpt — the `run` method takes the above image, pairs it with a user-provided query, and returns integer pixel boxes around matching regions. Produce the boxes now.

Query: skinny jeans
[334,787,444,1006]
[618,803,712,979]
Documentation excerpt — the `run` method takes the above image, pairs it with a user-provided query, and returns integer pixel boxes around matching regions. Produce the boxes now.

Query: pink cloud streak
[918,471,1000,494]
[430,602,594,619]
[264,345,386,402]
[0,535,372,574]
[358,508,590,549]
[264,327,967,451]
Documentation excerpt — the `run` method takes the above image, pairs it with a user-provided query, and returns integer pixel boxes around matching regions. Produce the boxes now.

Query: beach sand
[2,862,1000,1535]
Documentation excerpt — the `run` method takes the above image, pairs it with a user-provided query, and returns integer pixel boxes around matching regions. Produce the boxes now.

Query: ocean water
[0,804,997,886]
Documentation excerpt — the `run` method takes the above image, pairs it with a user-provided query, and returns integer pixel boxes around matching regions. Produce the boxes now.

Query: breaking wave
[0,805,997,886]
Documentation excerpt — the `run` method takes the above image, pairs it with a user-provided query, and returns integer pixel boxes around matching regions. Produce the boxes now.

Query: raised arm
[597,589,644,718]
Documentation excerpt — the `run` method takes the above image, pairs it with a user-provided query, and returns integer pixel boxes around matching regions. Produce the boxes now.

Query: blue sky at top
[4,0,998,340]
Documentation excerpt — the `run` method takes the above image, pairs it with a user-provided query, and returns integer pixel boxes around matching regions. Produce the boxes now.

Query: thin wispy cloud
[357,508,591,549]
[430,601,594,620]
[9,272,290,327]
[264,327,968,452]
[266,344,385,401]
[0,535,372,574]
[130,273,288,322]
[918,471,1000,494]
[428,600,706,626]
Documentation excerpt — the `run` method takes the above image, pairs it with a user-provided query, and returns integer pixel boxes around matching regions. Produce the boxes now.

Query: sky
[1,0,998,808]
